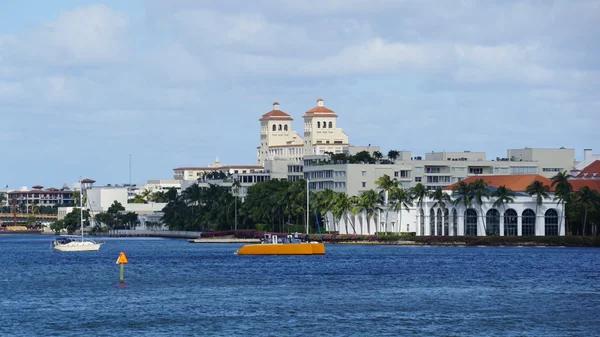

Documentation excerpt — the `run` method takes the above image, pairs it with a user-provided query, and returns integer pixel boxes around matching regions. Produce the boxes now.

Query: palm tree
[525,180,551,227]
[31,201,39,215]
[387,150,400,163]
[372,151,383,162]
[429,189,451,235]
[355,190,382,234]
[375,174,398,233]
[331,193,356,233]
[411,183,428,235]
[388,187,413,233]
[470,179,490,233]
[451,181,472,235]
[551,171,573,235]
[232,179,241,230]
[491,185,515,213]
[575,186,598,236]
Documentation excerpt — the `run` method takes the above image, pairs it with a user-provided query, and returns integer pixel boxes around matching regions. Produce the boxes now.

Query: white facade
[326,193,565,237]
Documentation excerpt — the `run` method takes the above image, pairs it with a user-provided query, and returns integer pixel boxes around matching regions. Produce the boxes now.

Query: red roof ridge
[442,174,553,192]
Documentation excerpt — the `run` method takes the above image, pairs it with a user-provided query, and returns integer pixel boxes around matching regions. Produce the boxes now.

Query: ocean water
[1,236,599,337]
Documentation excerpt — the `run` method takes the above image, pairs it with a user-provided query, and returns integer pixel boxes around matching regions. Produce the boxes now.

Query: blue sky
[1,0,599,189]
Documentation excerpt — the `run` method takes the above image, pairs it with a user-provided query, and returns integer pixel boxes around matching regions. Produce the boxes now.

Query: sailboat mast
[306,179,309,235]
[80,180,83,241]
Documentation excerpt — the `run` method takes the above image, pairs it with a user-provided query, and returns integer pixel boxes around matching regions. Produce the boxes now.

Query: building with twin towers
[257,98,349,166]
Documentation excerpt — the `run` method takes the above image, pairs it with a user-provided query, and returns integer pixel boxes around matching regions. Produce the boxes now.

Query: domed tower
[302,98,349,155]
[257,102,303,165]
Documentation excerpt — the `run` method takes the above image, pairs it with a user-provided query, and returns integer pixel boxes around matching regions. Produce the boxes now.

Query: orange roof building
[257,102,304,165]
[443,174,555,192]
[302,98,349,157]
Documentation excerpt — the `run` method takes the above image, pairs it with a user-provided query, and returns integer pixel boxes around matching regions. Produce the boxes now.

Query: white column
[499,216,505,236]
[517,216,523,236]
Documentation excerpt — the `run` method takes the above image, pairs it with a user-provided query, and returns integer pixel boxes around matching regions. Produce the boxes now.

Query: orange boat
[236,233,325,255]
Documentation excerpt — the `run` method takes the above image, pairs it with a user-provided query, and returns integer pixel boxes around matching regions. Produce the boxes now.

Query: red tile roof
[570,180,600,192]
[81,178,96,183]
[302,98,338,118]
[443,174,554,192]
[259,102,293,121]
[573,160,600,178]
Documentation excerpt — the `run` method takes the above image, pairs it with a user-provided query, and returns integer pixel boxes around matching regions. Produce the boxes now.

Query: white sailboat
[53,179,103,252]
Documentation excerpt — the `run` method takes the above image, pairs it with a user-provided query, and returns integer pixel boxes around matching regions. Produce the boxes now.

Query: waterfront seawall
[108,229,203,239]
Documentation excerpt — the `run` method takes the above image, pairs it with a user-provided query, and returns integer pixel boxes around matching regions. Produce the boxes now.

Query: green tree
[355,189,382,233]
[387,150,400,163]
[491,185,515,214]
[232,179,241,230]
[551,171,573,235]
[331,192,356,233]
[525,180,551,226]
[470,179,490,233]
[574,186,598,236]
[411,183,428,234]
[353,151,373,163]
[25,216,37,229]
[372,151,383,162]
[388,187,413,233]
[375,174,398,233]
[50,220,65,234]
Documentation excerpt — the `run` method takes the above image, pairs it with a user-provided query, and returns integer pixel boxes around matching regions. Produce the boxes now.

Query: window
[493,167,509,174]
[361,182,366,188]
[362,171,366,176]
[444,209,449,236]
[452,167,465,172]
[486,209,500,236]
[328,121,333,128]
[272,124,277,131]
[322,121,327,129]
[394,171,399,177]
[284,125,288,131]
[452,208,457,236]
[504,209,518,236]
[436,209,442,236]
[469,167,483,174]
[511,166,537,174]
[522,209,536,236]
[543,168,563,172]
[400,170,410,178]
[426,167,441,173]
[420,209,425,236]
[317,121,321,128]
[545,209,559,236]
[429,209,435,236]
[464,209,477,236]
[415,177,422,182]
[278,124,282,131]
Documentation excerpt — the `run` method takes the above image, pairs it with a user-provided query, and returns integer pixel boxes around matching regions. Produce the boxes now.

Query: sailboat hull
[54,241,102,252]
[237,242,325,255]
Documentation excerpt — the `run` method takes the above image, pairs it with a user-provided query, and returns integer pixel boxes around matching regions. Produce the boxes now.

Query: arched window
[278,124,282,131]
[272,124,276,131]
[284,124,288,131]
[317,121,321,128]
[436,209,442,236]
[522,209,536,236]
[329,121,333,128]
[452,208,457,236]
[504,209,518,236]
[429,208,435,236]
[443,208,449,236]
[545,209,559,236]
[420,209,425,236]
[322,121,327,129]
[464,208,477,236]
[486,209,500,236]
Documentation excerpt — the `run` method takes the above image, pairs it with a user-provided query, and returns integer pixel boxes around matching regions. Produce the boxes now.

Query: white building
[304,147,576,196]
[326,175,565,237]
